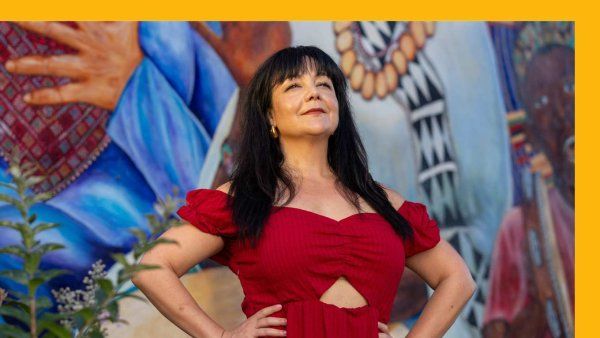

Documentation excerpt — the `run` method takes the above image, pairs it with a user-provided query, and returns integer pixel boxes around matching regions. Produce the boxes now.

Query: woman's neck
[279,136,335,181]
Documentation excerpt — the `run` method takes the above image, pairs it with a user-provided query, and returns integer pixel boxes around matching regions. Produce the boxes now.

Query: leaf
[127,264,162,273]
[94,285,109,304]
[22,230,35,250]
[111,253,130,268]
[106,301,119,321]
[39,310,70,322]
[0,182,17,191]
[19,162,36,177]
[0,220,20,231]
[79,308,95,322]
[154,238,178,246]
[37,319,71,338]
[0,194,19,205]
[0,306,30,326]
[145,214,159,231]
[38,312,72,338]
[71,311,86,329]
[24,252,41,275]
[0,269,28,285]
[88,329,105,338]
[31,192,53,204]
[31,222,59,235]
[120,264,161,282]
[21,165,38,179]
[129,228,149,244]
[28,277,44,292]
[14,203,29,221]
[4,222,28,238]
[118,293,147,303]
[134,238,178,258]
[37,269,69,282]
[24,176,44,187]
[36,296,54,311]
[35,243,65,255]
[140,237,178,250]
[4,289,28,303]
[0,323,29,338]
[96,278,114,295]
[113,318,130,326]
[0,244,27,258]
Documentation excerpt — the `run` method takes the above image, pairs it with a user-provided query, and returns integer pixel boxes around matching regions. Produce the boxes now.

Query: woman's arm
[404,239,477,338]
[131,223,227,338]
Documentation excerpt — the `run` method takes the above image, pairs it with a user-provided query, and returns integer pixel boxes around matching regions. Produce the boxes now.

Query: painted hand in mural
[4,21,142,110]
[191,22,291,87]
[529,152,553,178]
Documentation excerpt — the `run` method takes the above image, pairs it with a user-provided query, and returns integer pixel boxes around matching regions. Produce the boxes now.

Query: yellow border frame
[1,2,594,337]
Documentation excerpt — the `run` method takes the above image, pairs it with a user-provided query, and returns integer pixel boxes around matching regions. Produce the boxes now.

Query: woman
[132,45,476,338]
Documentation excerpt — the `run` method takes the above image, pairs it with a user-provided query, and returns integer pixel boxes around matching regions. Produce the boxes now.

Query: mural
[484,22,574,338]
[0,21,574,337]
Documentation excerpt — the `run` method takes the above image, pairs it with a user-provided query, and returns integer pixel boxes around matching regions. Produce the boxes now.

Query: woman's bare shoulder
[216,181,233,195]
[379,183,407,210]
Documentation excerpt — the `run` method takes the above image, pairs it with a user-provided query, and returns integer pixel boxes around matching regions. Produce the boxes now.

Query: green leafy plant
[0,154,69,338]
[0,152,184,337]
[51,192,182,337]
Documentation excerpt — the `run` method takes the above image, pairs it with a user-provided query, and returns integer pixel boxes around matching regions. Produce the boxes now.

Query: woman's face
[269,66,339,139]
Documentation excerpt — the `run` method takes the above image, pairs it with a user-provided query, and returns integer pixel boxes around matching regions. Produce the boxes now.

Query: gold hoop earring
[270,125,279,139]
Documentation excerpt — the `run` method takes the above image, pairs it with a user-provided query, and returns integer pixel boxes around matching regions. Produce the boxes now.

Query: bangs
[267,46,344,89]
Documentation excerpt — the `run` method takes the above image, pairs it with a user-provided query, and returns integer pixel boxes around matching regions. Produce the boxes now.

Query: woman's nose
[305,83,320,101]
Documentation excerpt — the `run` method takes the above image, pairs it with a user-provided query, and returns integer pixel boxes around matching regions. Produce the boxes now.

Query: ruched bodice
[177,189,440,337]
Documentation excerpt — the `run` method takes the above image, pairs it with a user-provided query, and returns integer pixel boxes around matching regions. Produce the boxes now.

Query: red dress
[177,189,440,337]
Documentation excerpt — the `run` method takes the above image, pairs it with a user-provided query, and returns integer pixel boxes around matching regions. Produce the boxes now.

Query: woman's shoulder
[379,183,407,210]
[379,183,432,214]
[183,181,233,204]
[378,182,441,252]
[216,181,233,196]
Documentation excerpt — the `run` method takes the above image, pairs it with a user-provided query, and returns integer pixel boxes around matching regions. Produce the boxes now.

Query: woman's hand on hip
[222,304,287,337]
[379,321,393,337]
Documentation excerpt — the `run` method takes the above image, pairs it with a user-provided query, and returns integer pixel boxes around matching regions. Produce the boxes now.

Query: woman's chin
[297,122,332,134]
[298,127,333,138]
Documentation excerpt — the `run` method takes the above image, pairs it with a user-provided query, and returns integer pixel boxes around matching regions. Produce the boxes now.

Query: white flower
[52,259,108,323]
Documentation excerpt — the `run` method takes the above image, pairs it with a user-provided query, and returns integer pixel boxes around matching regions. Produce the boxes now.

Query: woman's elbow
[131,273,144,288]
[450,264,477,299]
[456,259,477,297]
[463,274,477,298]
[130,260,152,287]
[131,254,167,287]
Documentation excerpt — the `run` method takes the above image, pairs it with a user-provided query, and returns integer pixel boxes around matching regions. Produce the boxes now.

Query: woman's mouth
[302,108,325,115]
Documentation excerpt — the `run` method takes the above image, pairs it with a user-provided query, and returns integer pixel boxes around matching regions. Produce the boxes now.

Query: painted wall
[0,21,574,337]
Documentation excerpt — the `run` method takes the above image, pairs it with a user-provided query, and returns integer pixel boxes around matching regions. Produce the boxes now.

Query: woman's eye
[286,82,331,90]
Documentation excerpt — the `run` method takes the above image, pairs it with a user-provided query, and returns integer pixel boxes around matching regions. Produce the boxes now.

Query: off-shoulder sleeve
[176,189,238,266]
[176,189,238,237]
[399,201,441,258]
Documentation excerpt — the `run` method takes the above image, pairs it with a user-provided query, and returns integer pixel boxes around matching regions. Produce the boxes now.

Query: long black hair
[225,45,413,247]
